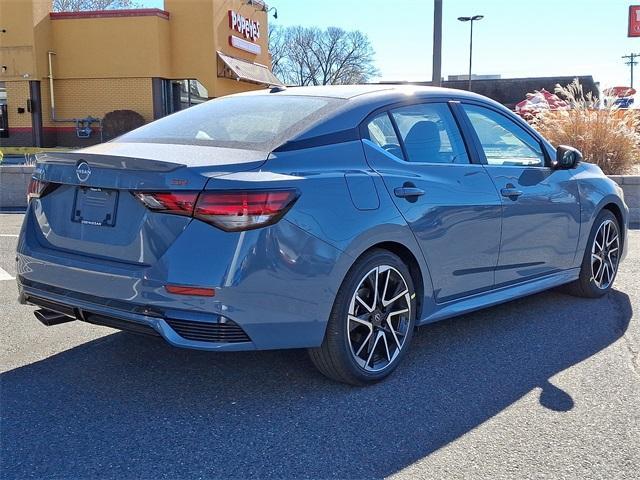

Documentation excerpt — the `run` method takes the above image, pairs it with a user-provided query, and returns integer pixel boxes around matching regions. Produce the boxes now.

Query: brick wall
[5,81,31,128]
[41,77,154,126]
[1,77,155,147]
[0,81,32,147]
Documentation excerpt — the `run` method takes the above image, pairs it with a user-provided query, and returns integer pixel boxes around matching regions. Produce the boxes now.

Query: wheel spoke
[355,295,375,313]
[381,269,391,306]
[373,267,380,309]
[382,289,409,308]
[355,330,373,356]
[349,314,373,330]
[381,333,391,363]
[365,331,383,369]
[387,308,409,318]
[593,260,604,284]
[601,262,609,285]
[594,236,603,251]
[386,317,402,349]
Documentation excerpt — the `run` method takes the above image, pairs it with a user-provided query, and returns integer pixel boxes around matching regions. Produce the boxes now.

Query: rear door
[362,101,502,303]
[460,103,581,285]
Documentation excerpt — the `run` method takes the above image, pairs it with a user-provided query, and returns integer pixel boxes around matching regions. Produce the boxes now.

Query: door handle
[500,186,523,199]
[394,186,425,199]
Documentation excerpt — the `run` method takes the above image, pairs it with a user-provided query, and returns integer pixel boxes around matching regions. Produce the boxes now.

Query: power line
[622,53,640,88]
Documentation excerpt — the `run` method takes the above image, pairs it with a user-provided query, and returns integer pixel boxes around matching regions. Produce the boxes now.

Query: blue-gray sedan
[17,85,629,384]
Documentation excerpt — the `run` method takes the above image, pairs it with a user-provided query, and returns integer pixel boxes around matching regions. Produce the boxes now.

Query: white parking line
[0,267,14,281]
[0,234,19,237]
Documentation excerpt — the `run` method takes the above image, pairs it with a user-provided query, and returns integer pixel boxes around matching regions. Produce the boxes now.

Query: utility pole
[622,53,640,88]
[432,0,443,86]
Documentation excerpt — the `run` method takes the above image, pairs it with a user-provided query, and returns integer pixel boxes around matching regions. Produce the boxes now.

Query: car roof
[235,84,488,102]
[229,84,526,152]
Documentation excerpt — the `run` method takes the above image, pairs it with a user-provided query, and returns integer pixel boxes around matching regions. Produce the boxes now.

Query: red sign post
[630,6,640,37]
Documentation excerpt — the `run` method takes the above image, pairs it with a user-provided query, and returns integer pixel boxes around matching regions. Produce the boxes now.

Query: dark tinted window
[391,103,469,164]
[119,95,343,150]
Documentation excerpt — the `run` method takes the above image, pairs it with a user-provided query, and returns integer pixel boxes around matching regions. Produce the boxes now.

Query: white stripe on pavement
[0,267,14,281]
[0,234,19,237]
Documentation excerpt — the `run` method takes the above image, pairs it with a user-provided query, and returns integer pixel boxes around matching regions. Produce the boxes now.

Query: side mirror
[554,145,582,170]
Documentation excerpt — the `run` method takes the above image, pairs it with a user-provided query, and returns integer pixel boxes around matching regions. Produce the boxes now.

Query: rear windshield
[117,95,343,151]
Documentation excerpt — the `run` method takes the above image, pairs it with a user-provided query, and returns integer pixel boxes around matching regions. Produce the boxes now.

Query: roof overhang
[50,9,170,20]
[217,51,283,87]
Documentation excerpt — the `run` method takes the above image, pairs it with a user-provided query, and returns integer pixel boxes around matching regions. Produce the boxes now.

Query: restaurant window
[179,80,209,110]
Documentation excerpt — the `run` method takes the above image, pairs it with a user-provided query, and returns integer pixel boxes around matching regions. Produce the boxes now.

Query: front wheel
[565,210,621,298]
[308,249,417,385]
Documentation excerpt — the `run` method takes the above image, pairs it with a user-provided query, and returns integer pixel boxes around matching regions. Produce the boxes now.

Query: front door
[460,103,581,286]
[362,102,502,303]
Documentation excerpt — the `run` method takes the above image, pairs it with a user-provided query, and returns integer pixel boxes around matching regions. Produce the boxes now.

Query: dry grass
[531,80,640,175]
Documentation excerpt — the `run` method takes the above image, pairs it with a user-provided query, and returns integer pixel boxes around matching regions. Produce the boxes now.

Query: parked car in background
[17,85,629,385]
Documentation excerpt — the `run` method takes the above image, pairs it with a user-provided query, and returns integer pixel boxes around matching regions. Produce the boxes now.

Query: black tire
[564,209,621,298]
[308,249,417,385]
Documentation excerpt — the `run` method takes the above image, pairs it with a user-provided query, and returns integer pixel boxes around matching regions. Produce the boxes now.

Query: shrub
[101,110,145,141]
[531,80,640,175]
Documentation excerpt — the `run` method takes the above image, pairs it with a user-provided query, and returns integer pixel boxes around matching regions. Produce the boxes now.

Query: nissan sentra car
[17,85,628,385]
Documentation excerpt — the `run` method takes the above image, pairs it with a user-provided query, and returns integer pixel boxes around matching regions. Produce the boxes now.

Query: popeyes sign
[228,10,262,54]
[229,10,260,41]
[630,6,640,37]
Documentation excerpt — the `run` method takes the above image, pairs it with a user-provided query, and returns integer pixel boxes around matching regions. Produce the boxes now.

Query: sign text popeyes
[229,10,261,42]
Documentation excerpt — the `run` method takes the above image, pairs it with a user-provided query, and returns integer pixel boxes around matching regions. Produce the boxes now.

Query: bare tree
[269,26,378,86]
[268,25,288,82]
[52,0,140,11]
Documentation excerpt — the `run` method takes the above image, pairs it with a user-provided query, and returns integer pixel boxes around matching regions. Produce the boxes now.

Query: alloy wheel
[591,219,620,290]
[347,265,412,372]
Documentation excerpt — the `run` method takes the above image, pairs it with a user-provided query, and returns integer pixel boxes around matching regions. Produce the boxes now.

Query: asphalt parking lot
[1,212,638,479]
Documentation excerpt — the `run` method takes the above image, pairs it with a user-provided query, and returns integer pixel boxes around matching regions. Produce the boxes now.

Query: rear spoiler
[40,152,183,173]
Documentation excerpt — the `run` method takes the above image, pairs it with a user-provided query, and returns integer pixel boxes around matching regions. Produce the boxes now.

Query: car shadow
[0,289,632,479]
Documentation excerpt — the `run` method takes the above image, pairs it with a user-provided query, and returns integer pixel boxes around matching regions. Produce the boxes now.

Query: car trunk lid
[31,142,269,265]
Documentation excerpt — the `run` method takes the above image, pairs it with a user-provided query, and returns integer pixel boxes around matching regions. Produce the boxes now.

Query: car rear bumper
[17,208,348,351]
[19,276,259,351]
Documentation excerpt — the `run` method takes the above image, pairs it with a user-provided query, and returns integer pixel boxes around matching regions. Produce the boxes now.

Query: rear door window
[390,103,470,164]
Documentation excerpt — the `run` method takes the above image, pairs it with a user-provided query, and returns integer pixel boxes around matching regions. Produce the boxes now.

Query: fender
[574,163,629,266]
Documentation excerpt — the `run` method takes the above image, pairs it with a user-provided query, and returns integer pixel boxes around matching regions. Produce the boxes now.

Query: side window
[390,103,469,164]
[366,113,405,160]
[462,104,546,167]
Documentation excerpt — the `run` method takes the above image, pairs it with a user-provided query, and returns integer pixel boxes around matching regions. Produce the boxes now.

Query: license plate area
[72,187,118,227]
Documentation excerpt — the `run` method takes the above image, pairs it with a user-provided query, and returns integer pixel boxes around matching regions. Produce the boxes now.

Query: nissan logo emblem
[76,161,91,183]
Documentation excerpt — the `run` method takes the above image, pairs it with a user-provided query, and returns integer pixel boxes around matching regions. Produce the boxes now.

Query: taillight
[27,178,51,200]
[134,192,198,216]
[133,189,299,232]
[194,190,299,231]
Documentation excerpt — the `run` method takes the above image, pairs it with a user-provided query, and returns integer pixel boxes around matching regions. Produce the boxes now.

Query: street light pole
[458,15,484,91]
[432,0,443,86]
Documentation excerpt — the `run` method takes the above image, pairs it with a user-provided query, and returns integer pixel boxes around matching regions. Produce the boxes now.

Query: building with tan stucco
[0,0,281,147]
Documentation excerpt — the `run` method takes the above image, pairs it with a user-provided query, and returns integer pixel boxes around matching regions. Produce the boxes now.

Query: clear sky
[143,0,640,89]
